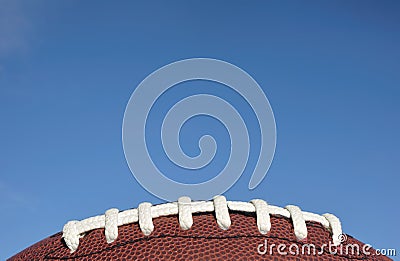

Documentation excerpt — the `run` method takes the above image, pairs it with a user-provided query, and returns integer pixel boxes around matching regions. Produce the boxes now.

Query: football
[9,196,391,260]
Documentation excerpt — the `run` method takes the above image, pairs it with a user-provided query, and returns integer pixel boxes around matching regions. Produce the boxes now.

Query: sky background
[1,1,399,259]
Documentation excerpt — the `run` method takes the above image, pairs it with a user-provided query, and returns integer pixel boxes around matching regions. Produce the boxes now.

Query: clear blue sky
[1,1,399,259]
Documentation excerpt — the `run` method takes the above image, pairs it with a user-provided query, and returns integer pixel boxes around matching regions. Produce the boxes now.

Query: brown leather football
[9,196,391,260]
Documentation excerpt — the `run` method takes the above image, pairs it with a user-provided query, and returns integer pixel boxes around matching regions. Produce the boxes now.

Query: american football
[2,2,398,260]
[9,196,391,260]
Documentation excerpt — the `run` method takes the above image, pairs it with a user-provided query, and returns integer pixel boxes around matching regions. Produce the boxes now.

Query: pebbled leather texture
[9,211,392,260]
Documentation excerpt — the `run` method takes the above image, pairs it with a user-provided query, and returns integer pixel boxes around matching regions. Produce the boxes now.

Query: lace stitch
[63,195,342,253]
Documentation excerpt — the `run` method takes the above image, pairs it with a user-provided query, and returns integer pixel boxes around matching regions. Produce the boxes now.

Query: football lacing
[62,195,343,253]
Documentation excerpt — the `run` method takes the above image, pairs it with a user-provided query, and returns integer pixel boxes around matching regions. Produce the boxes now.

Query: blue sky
[1,1,399,259]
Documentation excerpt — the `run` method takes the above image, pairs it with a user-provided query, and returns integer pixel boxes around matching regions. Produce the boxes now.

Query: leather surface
[9,211,392,260]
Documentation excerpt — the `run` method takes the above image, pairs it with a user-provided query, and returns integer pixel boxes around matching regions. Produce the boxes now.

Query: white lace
[63,195,343,253]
